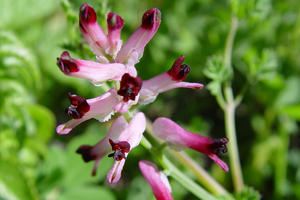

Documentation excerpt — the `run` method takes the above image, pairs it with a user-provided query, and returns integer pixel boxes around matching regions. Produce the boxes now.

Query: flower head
[152,117,229,172]
[139,160,173,200]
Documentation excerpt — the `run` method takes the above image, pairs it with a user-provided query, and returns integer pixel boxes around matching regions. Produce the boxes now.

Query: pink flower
[139,160,173,200]
[139,56,204,104]
[115,8,161,65]
[76,112,146,183]
[57,51,132,85]
[152,117,229,172]
[56,88,119,134]
[79,3,110,63]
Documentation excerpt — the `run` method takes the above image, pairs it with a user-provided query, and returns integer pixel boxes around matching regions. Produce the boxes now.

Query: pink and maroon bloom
[139,56,204,104]
[115,8,161,66]
[56,88,119,134]
[76,112,146,183]
[139,160,173,200]
[57,51,132,85]
[152,117,229,172]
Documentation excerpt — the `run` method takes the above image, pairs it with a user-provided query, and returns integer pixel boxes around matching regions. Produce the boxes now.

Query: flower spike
[139,56,203,104]
[115,8,161,65]
[152,117,229,172]
[57,51,130,85]
[79,3,109,62]
[139,161,173,200]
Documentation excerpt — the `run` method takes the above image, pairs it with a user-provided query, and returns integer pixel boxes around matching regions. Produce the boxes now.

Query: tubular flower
[139,56,204,104]
[139,160,173,200]
[79,3,110,63]
[57,51,132,85]
[115,8,161,66]
[152,117,229,172]
[76,112,146,183]
[56,88,119,134]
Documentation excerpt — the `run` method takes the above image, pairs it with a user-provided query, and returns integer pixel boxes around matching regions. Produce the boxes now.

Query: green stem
[163,156,217,200]
[222,16,244,192]
[168,150,228,195]
[224,101,243,192]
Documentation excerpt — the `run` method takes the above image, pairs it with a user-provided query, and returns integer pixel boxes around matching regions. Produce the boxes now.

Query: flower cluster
[56,3,228,199]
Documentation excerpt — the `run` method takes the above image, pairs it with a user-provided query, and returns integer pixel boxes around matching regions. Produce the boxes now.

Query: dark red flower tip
[167,56,191,81]
[79,3,97,24]
[108,139,131,161]
[57,51,79,74]
[117,73,142,102]
[66,93,90,119]
[208,137,229,155]
[141,8,161,30]
[76,145,96,162]
[107,12,124,30]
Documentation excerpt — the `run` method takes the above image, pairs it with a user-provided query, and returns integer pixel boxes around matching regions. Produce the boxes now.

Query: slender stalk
[168,150,228,195]
[163,156,217,200]
[224,101,243,192]
[222,16,244,192]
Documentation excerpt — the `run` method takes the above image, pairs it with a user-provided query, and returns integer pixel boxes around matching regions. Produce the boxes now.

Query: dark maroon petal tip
[76,145,96,162]
[117,73,142,102]
[107,12,124,30]
[208,137,229,155]
[108,139,131,161]
[66,93,90,119]
[79,3,97,24]
[167,56,191,81]
[57,51,79,74]
[141,8,161,30]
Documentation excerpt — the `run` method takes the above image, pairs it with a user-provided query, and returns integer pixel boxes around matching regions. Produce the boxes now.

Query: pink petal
[107,159,126,184]
[115,8,161,65]
[139,73,203,105]
[139,160,173,200]
[107,12,124,57]
[118,112,146,148]
[79,3,109,62]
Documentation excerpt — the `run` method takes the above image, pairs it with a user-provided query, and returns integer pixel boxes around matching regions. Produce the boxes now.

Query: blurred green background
[0,0,299,199]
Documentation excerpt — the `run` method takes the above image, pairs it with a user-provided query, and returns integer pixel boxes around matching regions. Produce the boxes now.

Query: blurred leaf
[0,158,38,200]
[57,185,115,200]
[234,186,261,200]
[0,0,58,29]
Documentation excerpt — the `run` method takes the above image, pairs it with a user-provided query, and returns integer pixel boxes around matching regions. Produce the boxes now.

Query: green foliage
[204,56,232,96]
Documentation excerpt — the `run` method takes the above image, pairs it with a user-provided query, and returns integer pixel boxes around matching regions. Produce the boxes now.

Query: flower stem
[222,16,244,192]
[168,150,228,195]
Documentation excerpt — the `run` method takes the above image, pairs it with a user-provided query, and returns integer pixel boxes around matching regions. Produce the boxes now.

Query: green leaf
[280,104,300,120]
